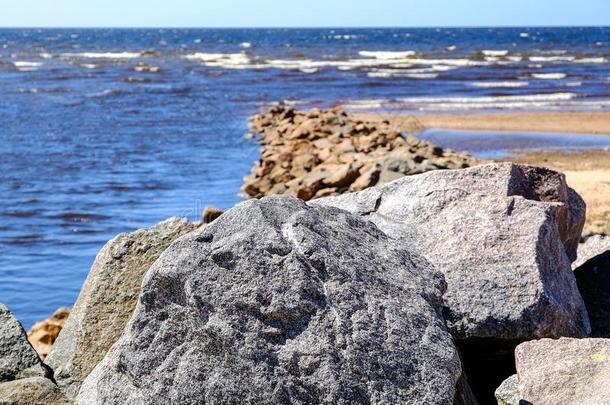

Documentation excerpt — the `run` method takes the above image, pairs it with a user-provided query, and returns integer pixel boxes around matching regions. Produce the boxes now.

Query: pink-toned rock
[515,337,610,405]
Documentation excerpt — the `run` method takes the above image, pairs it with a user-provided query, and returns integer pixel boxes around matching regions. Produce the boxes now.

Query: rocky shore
[1,161,609,404]
[242,106,474,200]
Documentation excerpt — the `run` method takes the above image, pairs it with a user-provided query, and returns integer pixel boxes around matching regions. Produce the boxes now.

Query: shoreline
[354,109,610,234]
[354,110,610,135]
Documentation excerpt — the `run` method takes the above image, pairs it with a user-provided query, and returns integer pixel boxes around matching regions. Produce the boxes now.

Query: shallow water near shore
[2,27,610,328]
[419,129,610,158]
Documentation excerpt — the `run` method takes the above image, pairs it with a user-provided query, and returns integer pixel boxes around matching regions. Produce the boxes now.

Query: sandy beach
[355,110,610,234]
[356,110,610,135]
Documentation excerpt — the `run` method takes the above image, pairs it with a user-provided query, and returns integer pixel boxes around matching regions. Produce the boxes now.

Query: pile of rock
[242,106,474,200]
[2,163,609,405]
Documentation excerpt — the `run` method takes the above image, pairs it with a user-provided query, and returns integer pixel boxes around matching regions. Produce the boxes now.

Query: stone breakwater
[242,106,475,200]
[1,164,610,405]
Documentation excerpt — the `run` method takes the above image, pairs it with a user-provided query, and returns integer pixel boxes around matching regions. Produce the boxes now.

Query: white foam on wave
[358,51,416,59]
[529,56,575,62]
[520,32,530,38]
[532,73,567,79]
[61,52,142,59]
[482,50,509,57]
[240,42,252,49]
[406,73,439,79]
[397,93,576,104]
[470,81,529,88]
[574,57,606,64]
[183,50,522,72]
[184,52,252,67]
[13,61,42,71]
[341,92,595,112]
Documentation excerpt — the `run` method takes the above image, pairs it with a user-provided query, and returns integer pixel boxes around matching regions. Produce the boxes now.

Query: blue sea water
[1,27,610,327]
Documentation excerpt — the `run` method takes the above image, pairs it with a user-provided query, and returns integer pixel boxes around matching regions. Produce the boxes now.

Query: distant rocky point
[242,106,474,200]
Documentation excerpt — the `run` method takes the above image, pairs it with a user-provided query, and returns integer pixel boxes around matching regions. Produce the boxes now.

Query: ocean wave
[396,93,576,104]
[574,57,607,64]
[184,52,251,65]
[481,50,509,57]
[470,81,529,88]
[13,61,42,71]
[342,93,580,111]
[531,73,567,79]
[240,42,252,48]
[61,52,142,59]
[529,56,575,62]
[358,50,416,59]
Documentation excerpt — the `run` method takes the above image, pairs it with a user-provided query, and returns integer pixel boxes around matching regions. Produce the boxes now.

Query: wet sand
[355,111,610,135]
[354,111,610,234]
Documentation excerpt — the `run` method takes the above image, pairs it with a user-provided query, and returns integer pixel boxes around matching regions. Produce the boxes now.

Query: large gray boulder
[515,337,610,404]
[46,217,196,398]
[313,163,590,340]
[0,304,47,382]
[78,196,462,404]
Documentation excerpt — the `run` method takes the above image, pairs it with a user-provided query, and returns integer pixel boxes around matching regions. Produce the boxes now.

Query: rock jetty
[242,106,475,200]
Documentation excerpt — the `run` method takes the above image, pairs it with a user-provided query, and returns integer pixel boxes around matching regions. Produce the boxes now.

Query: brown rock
[242,106,476,201]
[350,164,381,192]
[27,308,70,360]
[515,338,610,405]
[202,206,223,224]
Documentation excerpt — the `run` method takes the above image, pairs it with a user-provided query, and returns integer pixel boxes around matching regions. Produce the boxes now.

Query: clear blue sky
[0,0,609,28]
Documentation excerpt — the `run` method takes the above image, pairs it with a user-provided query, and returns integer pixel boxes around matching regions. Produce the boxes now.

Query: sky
[0,0,609,28]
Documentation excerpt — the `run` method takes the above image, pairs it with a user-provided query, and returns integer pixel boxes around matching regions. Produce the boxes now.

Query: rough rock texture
[574,249,610,337]
[27,307,70,360]
[0,377,71,405]
[0,304,47,382]
[494,374,518,405]
[314,163,589,340]
[242,106,474,200]
[78,196,462,405]
[573,234,610,269]
[45,217,196,398]
[515,337,610,405]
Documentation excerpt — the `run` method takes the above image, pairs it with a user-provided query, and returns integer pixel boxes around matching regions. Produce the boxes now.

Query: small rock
[573,234,610,269]
[202,206,224,224]
[515,337,610,405]
[494,374,518,405]
[27,307,70,360]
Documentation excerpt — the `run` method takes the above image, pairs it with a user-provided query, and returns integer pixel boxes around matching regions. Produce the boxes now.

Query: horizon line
[0,24,609,30]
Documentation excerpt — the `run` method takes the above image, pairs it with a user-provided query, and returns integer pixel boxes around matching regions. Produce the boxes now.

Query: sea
[1,27,610,327]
